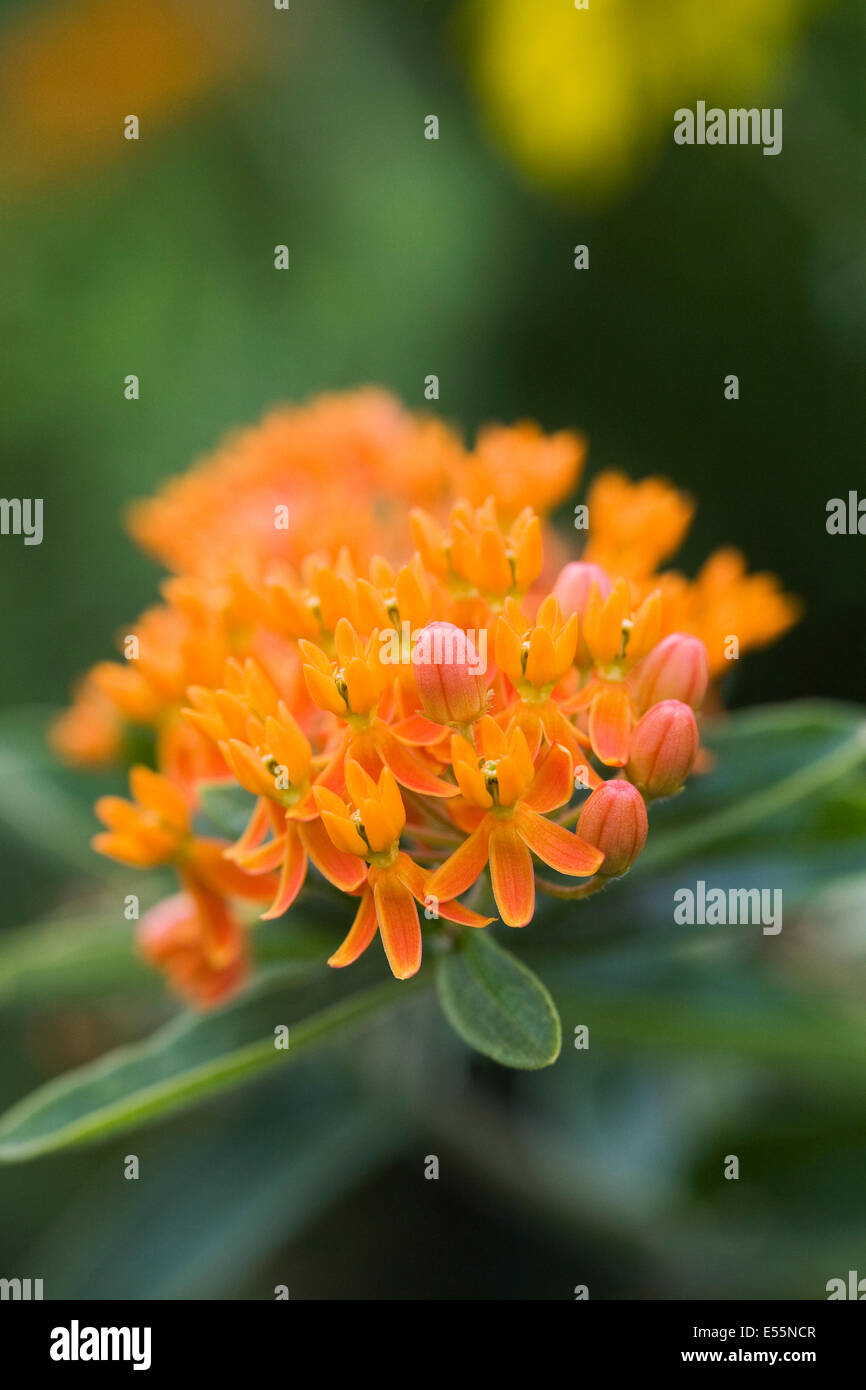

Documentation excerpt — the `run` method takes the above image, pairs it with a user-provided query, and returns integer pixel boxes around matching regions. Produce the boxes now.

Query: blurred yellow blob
[0,0,261,193]
[461,0,820,201]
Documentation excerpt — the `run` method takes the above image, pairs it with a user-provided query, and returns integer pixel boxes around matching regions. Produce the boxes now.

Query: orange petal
[522,742,574,812]
[185,879,243,971]
[328,887,379,969]
[488,821,534,928]
[524,627,557,687]
[375,724,457,798]
[512,513,543,590]
[129,765,188,829]
[220,739,274,798]
[225,796,270,860]
[436,898,493,928]
[303,664,347,716]
[261,825,308,920]
[318,808,368,857]
[390,713,445,746]
[231,835,287,875]
[345,758,378,807]
[454,757,493,809]
[300,817,366,892]
[515,805,604,877]
[92,831,170,867]
[358,799,396,853]
[393,851,493,929]
[494,614,524,686]
[588,684,632,767]
[373,871,422,979]
[427,820,491,902]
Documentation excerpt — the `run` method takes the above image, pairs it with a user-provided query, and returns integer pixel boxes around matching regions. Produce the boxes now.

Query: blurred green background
[0,0,865,1299]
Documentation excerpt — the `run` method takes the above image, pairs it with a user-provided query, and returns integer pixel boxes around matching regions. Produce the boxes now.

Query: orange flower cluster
[52,390,800,1007]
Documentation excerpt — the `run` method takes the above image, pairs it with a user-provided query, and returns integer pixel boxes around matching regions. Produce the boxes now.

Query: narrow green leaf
[0,911,146,1006]
[0,968,427,1162]
[436,930,561,1069]
[0,708,126,877]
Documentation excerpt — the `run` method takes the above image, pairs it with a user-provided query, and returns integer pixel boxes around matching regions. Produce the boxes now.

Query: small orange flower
[314,763,492,979]
[411,497,542,601]
[428,718,603,927]
[569,579,663,766]
[186,656,366,920]
[93,765,190,867]
[583,471,694,582]
[301,620,458,799]
[657,549,802,676]
[495,595,578,697]
[138,889,247,1011]
[495,594,593,767]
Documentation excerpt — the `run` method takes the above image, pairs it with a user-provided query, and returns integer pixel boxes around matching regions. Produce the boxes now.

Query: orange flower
[411,497,542,601]
[495,594,594,767]
[657,549,802,677]
[93,765,191,868]
[93,763,274,898]
[314,763,492,979]
[495,595,578,697]
[428,718,603,927]
[583,471,694,582]
[127,392,576,584]
[51,672,123,766]
[138,889,247,1011]
[465,421,586,517]
[57,391,800,1007]
[300,620,458,798]
[186,656,366,920]
[569,579,663,766]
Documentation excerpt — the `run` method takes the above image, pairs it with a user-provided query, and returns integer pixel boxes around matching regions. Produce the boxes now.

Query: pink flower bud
[631,632,709,711]
[413,621,488,726]
[626,699,699,798]
[553,561,613,619]
[576,779,648,877]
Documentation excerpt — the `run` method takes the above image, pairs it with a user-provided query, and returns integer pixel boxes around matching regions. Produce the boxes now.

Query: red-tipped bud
[626,699,699,798]
[576,779,648,877]
[412,621,488,726]
[631,632,709,711]
[553,561,613,619]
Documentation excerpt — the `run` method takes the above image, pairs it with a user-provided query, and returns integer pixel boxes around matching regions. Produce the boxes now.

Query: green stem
[535,875,608,902]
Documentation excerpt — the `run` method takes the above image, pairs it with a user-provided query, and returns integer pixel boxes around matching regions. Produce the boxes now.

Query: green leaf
[22,1070,410,1298]
[0,708,126,877]
[0,911,147,1007]
[196,779,257,839]
[543,952,866,1079]
[436,930,561,1070]
[0,968,427,1162]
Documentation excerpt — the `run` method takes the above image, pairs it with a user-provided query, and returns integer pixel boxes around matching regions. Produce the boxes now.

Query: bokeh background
[0,0,865,1299]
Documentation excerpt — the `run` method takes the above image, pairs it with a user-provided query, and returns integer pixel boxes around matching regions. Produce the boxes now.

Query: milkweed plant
[50,389,800,1067]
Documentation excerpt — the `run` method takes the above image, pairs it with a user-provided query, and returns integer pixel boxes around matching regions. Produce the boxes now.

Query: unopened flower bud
[631,632,709,711]
[626,699,699,798]
[413,621,487,726]
[576,779,648,877]
[553,561,613,619]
